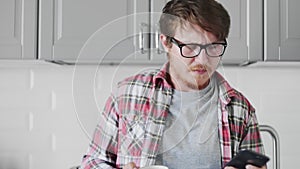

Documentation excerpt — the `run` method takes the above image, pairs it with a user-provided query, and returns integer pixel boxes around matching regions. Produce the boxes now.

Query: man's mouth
[190,66,208,74]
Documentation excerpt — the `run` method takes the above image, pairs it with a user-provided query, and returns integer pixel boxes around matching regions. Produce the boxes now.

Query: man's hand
[123,162,138,169]
[245,164,267,169]
[124,163,267,169]
[224,164,267,169]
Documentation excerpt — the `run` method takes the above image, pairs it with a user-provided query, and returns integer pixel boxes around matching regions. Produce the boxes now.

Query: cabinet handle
[139,23,148,54]
[155,23,162,54]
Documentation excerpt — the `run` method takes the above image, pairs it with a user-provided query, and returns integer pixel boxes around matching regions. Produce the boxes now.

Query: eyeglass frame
[169,37,227,58]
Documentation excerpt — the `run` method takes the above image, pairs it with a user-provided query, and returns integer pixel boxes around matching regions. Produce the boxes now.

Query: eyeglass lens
[181,44,225,57]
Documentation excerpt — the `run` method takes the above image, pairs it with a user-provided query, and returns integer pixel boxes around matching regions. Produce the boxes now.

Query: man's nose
[194,49,208,63]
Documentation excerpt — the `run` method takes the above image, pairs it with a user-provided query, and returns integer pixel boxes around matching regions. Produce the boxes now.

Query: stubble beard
[170,67,210,91]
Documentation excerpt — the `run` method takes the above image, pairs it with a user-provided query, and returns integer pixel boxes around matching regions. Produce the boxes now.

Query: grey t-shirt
[155,75,221,169]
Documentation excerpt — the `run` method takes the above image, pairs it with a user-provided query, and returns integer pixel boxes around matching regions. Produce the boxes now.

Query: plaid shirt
[80,63,264,169]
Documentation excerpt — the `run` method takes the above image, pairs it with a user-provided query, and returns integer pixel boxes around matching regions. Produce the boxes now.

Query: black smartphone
[225,150,270,169]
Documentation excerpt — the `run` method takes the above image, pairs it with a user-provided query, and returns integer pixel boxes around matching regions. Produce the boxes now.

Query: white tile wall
[0,60,299,169]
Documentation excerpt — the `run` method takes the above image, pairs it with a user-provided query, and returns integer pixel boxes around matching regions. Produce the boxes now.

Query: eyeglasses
[170,37,227,58]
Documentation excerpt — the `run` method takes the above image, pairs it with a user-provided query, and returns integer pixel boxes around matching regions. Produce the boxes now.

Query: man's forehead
[174,23,218,42]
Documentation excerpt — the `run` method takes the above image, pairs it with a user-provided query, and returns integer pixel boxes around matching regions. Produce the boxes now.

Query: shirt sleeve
[239,108,265,154]
[80,94,120,169]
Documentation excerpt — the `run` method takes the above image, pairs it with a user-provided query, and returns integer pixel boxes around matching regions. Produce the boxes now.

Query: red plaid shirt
[81,63,264,169]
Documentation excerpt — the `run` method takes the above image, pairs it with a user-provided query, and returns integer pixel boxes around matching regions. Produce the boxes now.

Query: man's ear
[160,34,171,52]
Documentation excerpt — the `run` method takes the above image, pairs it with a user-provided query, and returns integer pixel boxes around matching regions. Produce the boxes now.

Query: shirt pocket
[119,112,147,156]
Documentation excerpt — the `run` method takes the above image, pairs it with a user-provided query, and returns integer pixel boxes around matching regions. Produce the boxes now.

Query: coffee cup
[140,165,168,169]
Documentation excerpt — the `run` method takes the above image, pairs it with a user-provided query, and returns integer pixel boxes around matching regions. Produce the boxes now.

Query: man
[81,0,266,169]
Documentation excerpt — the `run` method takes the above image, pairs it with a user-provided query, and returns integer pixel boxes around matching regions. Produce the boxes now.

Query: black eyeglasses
[170,37,227,58]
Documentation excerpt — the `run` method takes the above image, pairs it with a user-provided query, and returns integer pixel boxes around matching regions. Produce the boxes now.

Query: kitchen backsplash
[0,60,299,169]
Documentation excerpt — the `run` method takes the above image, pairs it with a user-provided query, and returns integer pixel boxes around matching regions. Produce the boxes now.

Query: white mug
[140,165,168,169]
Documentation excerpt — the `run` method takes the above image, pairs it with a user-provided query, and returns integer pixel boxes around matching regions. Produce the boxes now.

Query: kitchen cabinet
[38,0,263,65]
[149,0,263,65]
[153,0,264,65]
[217,0,263,65]
[0,0,37,59]
[38,0,167,64]
[2,0,298,64]
[265,0,300,61]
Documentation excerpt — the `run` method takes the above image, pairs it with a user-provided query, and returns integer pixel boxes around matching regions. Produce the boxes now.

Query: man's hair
[159,0,230,45]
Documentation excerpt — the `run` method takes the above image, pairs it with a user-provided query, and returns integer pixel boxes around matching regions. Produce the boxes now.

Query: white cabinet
[38,0,263,65]
[265,0,300,61]
[151,0,264,65]
[149,0,169,63]
[0,0,263,65]
[2,0,298,64]
[217,0,263,65]
[38,0,167,64]
[0,0,37,59]
[152,0,263,65]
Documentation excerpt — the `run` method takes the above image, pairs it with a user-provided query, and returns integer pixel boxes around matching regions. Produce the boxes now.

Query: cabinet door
[265,0,300,61]
[148,0,169,64]
[0,0,36,59]
[38,0,150,64]
[217,0,263,65]
[150,0,263,65]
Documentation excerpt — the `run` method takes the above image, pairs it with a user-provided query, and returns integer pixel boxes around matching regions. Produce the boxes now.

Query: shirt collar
[153,62,236,105]
[153,62,173,90]
[214,72,235,105]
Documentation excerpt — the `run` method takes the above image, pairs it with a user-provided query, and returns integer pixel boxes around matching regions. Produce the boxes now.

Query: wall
[0,60,299,169]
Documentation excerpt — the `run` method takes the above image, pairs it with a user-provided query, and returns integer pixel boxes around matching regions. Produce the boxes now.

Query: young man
[81,0,266,169]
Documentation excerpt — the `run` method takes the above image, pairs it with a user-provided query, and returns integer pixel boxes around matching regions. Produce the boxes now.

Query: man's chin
[188,76,210,88]
[191,72,210,80]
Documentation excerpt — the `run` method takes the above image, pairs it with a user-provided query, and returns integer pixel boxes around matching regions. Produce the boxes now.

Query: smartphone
[225,150,270,169]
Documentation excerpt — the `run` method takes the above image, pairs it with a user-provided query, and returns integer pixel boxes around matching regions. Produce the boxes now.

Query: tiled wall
[0,61,299,169]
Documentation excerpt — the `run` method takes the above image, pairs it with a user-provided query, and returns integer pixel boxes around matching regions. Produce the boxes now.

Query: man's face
[161,23,222,91]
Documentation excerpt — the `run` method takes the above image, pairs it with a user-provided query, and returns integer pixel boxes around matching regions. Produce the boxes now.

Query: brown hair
[159,0,230,44]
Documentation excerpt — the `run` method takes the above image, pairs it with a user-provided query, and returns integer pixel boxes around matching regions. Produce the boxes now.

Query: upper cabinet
[265,0,300,61]
[38,0,262,65]
[0,0,37,59]
[38,0,166,64]
[144,0,263,65]
[217,0,263,65]
[1,0,299,64]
